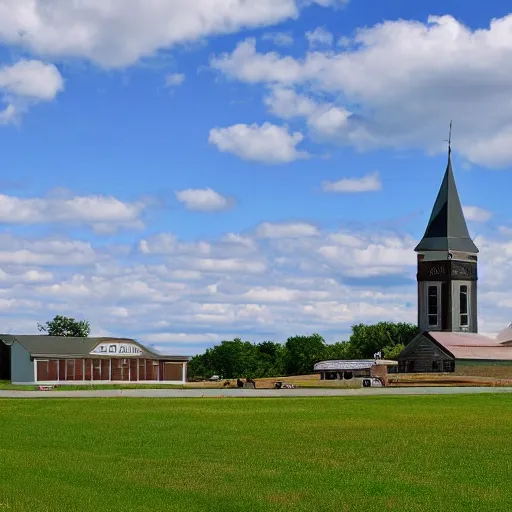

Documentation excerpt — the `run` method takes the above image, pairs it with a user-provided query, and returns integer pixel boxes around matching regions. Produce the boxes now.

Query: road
[1,386,512,398]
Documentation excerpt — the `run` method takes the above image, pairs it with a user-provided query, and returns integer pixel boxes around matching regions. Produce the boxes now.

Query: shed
[314,359,398,385]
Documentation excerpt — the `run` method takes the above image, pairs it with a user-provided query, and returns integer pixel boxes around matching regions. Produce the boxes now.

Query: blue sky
[1,0,512,355]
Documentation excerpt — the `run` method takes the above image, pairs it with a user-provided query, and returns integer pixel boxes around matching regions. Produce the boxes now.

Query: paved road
[2,386,512,399]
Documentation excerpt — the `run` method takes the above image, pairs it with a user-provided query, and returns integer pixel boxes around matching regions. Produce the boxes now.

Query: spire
[415,123,478,253]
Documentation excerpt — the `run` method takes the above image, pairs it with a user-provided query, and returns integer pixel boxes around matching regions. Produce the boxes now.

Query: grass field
[1,395,512,512]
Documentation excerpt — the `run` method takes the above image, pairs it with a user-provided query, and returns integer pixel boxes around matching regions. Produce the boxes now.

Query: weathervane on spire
[445,120,453,155]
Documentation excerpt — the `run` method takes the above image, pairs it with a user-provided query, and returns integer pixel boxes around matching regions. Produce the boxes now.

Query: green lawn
[1,395,511,512]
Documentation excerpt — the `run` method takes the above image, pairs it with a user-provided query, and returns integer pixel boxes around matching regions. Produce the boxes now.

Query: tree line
[36,316,419,380]
[188,322,419,380]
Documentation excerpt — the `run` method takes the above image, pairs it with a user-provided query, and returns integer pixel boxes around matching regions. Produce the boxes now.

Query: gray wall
[11,342,34,384]
[397,334,453,372]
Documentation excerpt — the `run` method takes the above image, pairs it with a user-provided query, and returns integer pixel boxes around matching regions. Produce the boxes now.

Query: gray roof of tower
[415,150,478,253]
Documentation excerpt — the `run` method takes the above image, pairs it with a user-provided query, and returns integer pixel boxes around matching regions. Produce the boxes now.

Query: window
[460,285,469,327]
[428,285,439,326]
[443,360,455,372]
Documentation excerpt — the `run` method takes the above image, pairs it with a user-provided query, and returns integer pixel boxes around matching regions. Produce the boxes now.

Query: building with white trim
[0,335,188,385]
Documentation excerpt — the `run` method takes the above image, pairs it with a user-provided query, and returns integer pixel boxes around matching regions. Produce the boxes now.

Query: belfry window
[460,285,469,326]
[427,285,438,326]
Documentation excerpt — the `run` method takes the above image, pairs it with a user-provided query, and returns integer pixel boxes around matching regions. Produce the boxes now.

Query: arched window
[460,285,469,326]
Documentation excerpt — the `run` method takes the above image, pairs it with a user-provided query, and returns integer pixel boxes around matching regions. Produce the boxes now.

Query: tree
[324,341,353,360]
[284,334,326,375]
[255,341,286,377]
[38,315,90,337]
[348,322,419,359]
[382,343,406,360]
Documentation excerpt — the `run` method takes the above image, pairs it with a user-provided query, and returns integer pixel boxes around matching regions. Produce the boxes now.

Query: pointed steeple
[415,138,478,254]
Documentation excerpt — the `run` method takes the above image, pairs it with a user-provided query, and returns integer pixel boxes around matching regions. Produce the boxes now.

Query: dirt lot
[187,372,512,389]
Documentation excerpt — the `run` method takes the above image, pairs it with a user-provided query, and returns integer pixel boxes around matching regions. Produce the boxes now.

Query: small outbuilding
[0,335,189,385]
[314,359,398,386]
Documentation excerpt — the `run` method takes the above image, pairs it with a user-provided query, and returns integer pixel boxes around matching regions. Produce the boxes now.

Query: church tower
[415,138,478,333]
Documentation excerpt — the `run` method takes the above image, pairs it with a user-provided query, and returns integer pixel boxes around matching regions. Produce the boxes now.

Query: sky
[1,0,512,355]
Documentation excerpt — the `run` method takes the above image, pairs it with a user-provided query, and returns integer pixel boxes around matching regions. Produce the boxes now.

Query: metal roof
[0,335,189,361]
[427,332,512,361]
[415,150,478,254]
[314,359,398,371]
[495,324,512,344]
[428,331,498,347]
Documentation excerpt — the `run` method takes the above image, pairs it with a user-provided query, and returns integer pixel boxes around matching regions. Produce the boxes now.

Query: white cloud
[0,103,16,124]
[322,172,382,193]
[463,205,493,223]
[0,59,64,124]
[0,193,147,233]
[0,0,342,68]
[256,222,319,238]
[0,60,63,100]
[306,27,333,47]
[165,73,185,87]
[221,233,256,248]
[139,234,212,256]
[175,188,231,212]
[317,231,417,276]
[208,122,308,163]
[211,38,304,84]
[264,86,351,138]
[192,258,267,274]
[309,0,349,6]
[211,15,512,167]
[262,32,294,46]
[6,218,512,354]
[0,234,99,267]
[264,86,317,118]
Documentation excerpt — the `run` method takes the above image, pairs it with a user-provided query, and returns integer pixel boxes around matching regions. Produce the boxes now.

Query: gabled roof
[0,335,189,361]
[415,150,478,253]
[426,332,512,361]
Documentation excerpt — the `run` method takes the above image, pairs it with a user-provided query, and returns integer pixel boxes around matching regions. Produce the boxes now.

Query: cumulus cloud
[306,27,333,47]
[175,188,232,212]
[256,222,320,238]
[463,205,493,223]
[139,233,212,256]
[322,172,382,193]
[262,32,294,46]
[0,60,63,100]
[0,59,64,124]
[0,234,99,267]
[208,122,308,163]
[0,0,343,68]
[0,192,147,233]
[211,15,512,167]
[5,215,512,354]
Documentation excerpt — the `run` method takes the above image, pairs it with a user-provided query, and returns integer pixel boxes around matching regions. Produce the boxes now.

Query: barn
[397,330,512,374]
[0,335,189,385]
